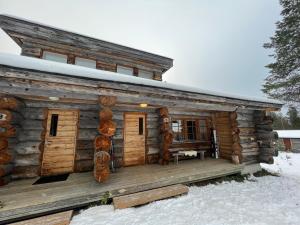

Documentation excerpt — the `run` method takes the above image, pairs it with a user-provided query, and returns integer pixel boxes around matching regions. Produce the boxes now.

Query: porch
[0,158,243,224]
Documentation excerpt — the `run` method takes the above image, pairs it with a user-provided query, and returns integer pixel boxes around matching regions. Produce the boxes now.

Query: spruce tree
[263,0,300,102]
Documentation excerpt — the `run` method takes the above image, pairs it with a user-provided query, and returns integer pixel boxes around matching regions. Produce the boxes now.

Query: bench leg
[200,152,205,160]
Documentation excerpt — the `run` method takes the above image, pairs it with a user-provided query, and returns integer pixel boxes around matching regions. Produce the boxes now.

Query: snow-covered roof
[275,130,300,139]
[0,53,282,106]
[0,14,172,61]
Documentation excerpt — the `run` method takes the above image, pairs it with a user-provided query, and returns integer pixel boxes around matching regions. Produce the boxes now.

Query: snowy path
[71,152,300,225]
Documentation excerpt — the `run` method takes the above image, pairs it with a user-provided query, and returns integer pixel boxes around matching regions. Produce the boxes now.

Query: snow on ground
[71,152,300,225]
[262,151,300,179]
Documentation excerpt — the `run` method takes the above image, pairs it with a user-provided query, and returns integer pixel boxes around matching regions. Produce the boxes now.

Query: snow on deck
[275,130,300,139]
[71,152,300,225]
[0,53,282,105]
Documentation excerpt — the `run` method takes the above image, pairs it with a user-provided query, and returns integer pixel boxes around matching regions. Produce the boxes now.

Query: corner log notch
[0,97,24,186]
[254,110,276,164]
[94,96,117,182]
[159,107,173,165]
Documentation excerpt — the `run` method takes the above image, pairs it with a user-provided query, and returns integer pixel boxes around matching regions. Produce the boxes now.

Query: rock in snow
[71,152,300,225]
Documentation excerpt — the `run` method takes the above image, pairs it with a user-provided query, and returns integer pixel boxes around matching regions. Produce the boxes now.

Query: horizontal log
[14,154,40,166]
[25,100,99,110]
[76,140,94,150]
[237,120,255,128]
[76,149,93,161]
[12,166,40,179]
[15,141,41,155]
[74,159,93,172]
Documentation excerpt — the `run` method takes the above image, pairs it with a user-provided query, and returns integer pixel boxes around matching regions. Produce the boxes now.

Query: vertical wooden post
[159,107,173,165]
[0,97,23,186]
[94,96,117,183]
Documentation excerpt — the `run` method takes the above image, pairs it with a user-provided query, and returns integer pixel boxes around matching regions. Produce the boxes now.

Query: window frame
[171,117,210,143]
[41,50,68,63]
[74,56,97,69]
[116,65,134,76]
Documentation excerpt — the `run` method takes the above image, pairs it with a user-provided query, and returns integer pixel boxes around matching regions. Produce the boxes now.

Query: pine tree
[287,107,300,128]
[263,0,300,102]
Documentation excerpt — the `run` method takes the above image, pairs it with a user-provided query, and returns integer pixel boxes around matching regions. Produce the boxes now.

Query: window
[172,120,184,142]
[42,51,67,63]
[75,57,96,69]
[139,117,144,135]
[186,120,197,140]
[139,69,153,79]
[199,119,207,140]
[117,65,134,76]
[50,114,59,136]
[172,118,209,142]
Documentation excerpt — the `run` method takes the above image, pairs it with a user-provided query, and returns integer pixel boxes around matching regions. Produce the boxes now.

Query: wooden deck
[0,159,243,224]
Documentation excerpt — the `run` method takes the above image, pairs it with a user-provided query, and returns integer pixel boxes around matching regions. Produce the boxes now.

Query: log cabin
[0,14,283,222]
[0,14,283,182]
[276,130,300,152]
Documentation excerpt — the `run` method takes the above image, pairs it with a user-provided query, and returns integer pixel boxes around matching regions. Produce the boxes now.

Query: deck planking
[0,159,243,224]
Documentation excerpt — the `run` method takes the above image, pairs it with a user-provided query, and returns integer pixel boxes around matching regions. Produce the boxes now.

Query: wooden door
[41,109,79,176]
[124,113,146,166]
[215,112,233,160]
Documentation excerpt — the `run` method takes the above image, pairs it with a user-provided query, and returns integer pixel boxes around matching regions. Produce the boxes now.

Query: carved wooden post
[0,97,23,186]
[159,107,173,165]
[94,96,117,183]
[230,112,242,164]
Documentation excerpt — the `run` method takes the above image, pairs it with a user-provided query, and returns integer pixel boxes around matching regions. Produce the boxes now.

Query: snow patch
[71,152,300,225]
[0,53,282,105]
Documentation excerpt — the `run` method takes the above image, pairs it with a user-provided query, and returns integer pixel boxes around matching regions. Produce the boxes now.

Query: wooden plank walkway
[0,159,243,224]
[10,211,73,225]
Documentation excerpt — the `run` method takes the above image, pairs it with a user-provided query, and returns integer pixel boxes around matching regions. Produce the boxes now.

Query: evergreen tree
[263,0,300,102]
[287,106,300,128]
[271,112,291,129]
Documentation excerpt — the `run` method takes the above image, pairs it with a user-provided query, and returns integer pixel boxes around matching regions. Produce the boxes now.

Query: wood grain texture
[123,113,146,166]
[41,109,78,176]
[113,184,188,209]
[10,210,73,225]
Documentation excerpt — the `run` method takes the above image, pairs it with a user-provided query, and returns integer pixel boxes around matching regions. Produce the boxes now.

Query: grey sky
[0,0,281,99]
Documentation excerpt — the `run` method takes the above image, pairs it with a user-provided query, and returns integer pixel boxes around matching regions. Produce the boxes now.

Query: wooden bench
[170,148,206,164]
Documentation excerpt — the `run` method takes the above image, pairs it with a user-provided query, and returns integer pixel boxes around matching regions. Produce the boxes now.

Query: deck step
[10,210,73,225]
[113,184,189,209]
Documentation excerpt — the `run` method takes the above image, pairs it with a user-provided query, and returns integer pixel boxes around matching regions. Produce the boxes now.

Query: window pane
[50,114,59,136]
[117,65,134,76]
[139,69,153,79]
[139,117,144,135]
[75,57,96,68]
[42,51,67,63]
[186,120,196,140]
[172,120,184,142]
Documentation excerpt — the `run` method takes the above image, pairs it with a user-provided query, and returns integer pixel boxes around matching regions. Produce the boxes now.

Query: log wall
[236,109,276,165]
[254,110,276,164]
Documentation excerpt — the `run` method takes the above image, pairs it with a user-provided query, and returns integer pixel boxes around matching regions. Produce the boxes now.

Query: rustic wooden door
[124,113,146,166]
[41,109,79,176]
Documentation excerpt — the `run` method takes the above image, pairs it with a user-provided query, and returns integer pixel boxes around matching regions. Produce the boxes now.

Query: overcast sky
[0,0,281,99]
